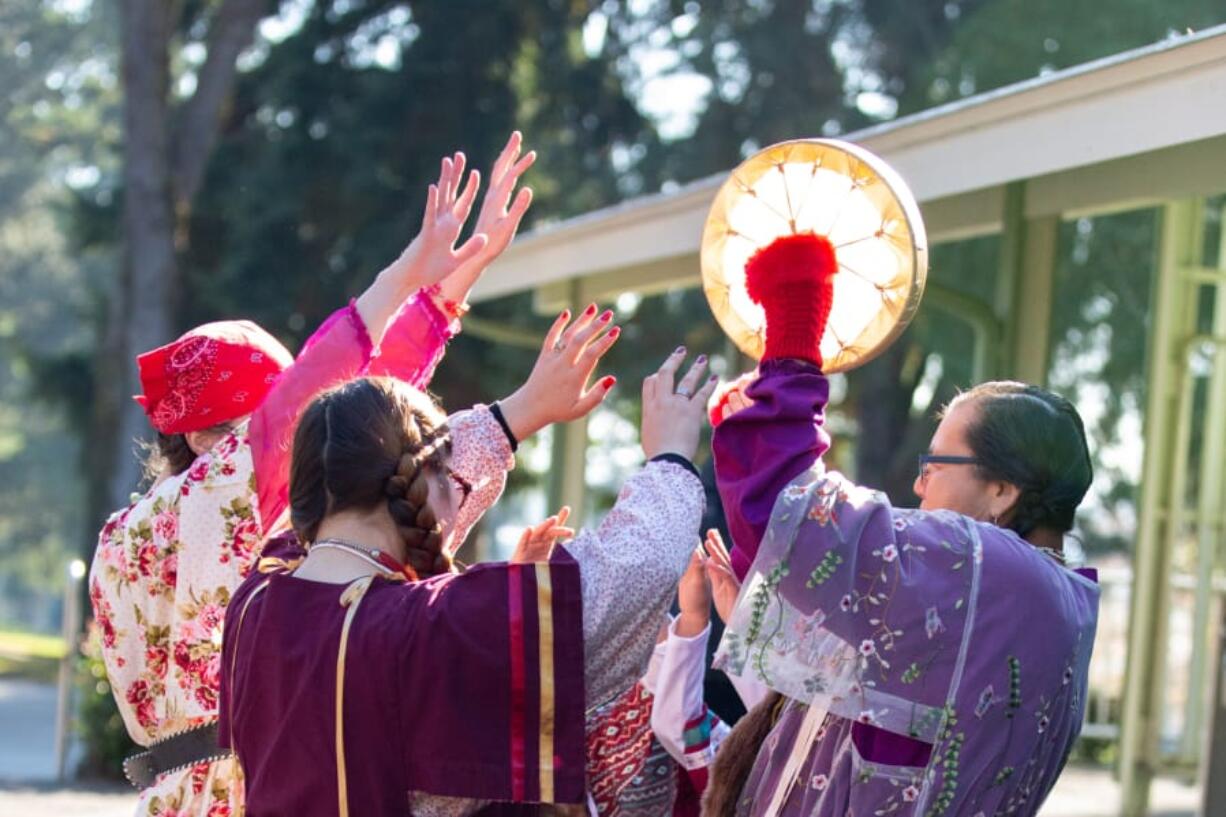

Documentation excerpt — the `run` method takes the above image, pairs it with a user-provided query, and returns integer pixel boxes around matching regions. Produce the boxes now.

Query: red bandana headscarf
[134,320,294,435]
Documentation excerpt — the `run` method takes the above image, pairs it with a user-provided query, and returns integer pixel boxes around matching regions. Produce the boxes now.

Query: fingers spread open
[696,373,721,406]
[574,376,615,417]
[561,303,597,347]
[506,186,533,223]
[654,347,687,392]
[492,132,520,183]
[508,150,536,183]
[439,156,454,203]
[571,309,613,357]
[543,310,571,352]
[704,528,733,569]
[582,324,620,364]
[451,152,466,199]
[452,233,488,266]
[423,184,440,226]
[675,355,708,398]
[455,169,481,221]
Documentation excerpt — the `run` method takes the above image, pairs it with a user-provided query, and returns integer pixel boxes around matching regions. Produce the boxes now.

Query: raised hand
[354,150,486,344]
[408,152,489,288]
[676,548,713,637]
[497,305,621,442]
[438,132,537,304]
[701,528,741,626]
[640,348,721,461]
[510,507,574,564]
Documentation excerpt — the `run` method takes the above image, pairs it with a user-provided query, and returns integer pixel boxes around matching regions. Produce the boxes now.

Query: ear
[183,429,213,457]
[989,480,1022,523]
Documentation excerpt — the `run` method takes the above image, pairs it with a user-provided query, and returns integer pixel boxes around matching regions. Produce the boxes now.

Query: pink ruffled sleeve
[249,303,373,529]
[366,291,457,387]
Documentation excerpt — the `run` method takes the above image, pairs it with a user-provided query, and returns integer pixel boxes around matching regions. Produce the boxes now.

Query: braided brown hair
[289,377,456,579]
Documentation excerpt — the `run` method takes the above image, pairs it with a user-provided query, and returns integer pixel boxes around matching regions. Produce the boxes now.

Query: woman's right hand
[497,306,621,442]
[640,348,720,461]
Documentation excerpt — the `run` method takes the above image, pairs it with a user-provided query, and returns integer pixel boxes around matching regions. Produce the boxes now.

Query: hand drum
[700,139,928,372]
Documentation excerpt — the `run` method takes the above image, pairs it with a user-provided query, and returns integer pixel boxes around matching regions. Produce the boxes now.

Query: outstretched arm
[709,233,839,578]
[369,132,538,388]
[711,361,830,579]
[250,151,489,528]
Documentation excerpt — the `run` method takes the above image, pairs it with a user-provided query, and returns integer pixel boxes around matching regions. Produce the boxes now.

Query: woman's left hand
[702,528,742,625]
[437,132,536,304]
[510,507,574,563]
[497,306,621,441]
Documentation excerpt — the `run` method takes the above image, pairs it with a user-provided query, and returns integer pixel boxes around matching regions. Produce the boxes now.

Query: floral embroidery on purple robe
[711,362,1100,816]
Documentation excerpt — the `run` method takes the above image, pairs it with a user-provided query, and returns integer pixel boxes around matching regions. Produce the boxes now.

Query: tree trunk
[91,0,269,527]
[104,0,177,514]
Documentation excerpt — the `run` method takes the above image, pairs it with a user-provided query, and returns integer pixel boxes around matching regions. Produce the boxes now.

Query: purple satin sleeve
[711,359,831,579]
[366,290,455,387]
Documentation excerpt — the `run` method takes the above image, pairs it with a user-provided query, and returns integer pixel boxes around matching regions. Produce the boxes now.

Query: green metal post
[1119,200,1202,817]
[994,182,1027,379]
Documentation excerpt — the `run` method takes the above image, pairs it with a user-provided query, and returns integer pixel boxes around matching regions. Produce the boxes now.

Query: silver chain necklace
[311,538,394,575]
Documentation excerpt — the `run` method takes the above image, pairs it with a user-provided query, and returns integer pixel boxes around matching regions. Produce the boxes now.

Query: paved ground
[0,679,1204,816]
[0,678,61,781]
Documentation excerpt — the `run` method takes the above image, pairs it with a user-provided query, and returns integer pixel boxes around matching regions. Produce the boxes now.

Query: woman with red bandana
[89,134,535,817]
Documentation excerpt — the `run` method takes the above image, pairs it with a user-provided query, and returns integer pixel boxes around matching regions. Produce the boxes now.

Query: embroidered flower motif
[902,785,920,802]
[925,606,945,640]
[893,516,909,531]
[811,773,829,791]
[1037,714,1050,734]
[975,685,997,718]
[881,544,898,562]
[840,594,853,612]
[859,639,877,657]
[856,709,879,725]
[1062,666,1074,685]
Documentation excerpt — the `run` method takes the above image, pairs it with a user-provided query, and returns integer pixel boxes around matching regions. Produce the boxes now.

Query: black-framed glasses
[917,454,981,483]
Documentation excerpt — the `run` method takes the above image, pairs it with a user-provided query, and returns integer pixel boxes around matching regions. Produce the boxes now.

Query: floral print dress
[710,361,1101,817]
[89,295,454,816]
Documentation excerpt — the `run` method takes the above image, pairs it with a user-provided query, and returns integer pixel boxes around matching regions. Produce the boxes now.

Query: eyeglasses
[917,453,981,484]
[446,467,473,512]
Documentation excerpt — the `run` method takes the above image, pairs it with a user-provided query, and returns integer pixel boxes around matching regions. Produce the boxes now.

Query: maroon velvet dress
[218,551,586,816]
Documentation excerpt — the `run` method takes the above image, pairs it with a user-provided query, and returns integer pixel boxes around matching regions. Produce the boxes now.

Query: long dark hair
[946,381,1093,536]
[289,377,455,578]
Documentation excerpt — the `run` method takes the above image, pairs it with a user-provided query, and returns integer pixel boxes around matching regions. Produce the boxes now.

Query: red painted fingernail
[599,310,613,322]
[609,326,621,338]
[585,303,597,316]
[560,309,570,321]
[602,376,617,389]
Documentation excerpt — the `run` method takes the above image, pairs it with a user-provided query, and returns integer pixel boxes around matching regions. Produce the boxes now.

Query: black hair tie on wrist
[488,402,519,452]
[650,452,699,480]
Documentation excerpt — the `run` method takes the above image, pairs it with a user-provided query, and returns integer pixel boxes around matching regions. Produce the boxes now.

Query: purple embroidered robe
[711,361,1100,817]
[219,551,585,816]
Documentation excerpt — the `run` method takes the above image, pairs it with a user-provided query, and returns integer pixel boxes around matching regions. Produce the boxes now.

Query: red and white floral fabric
[89,294,454,816]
